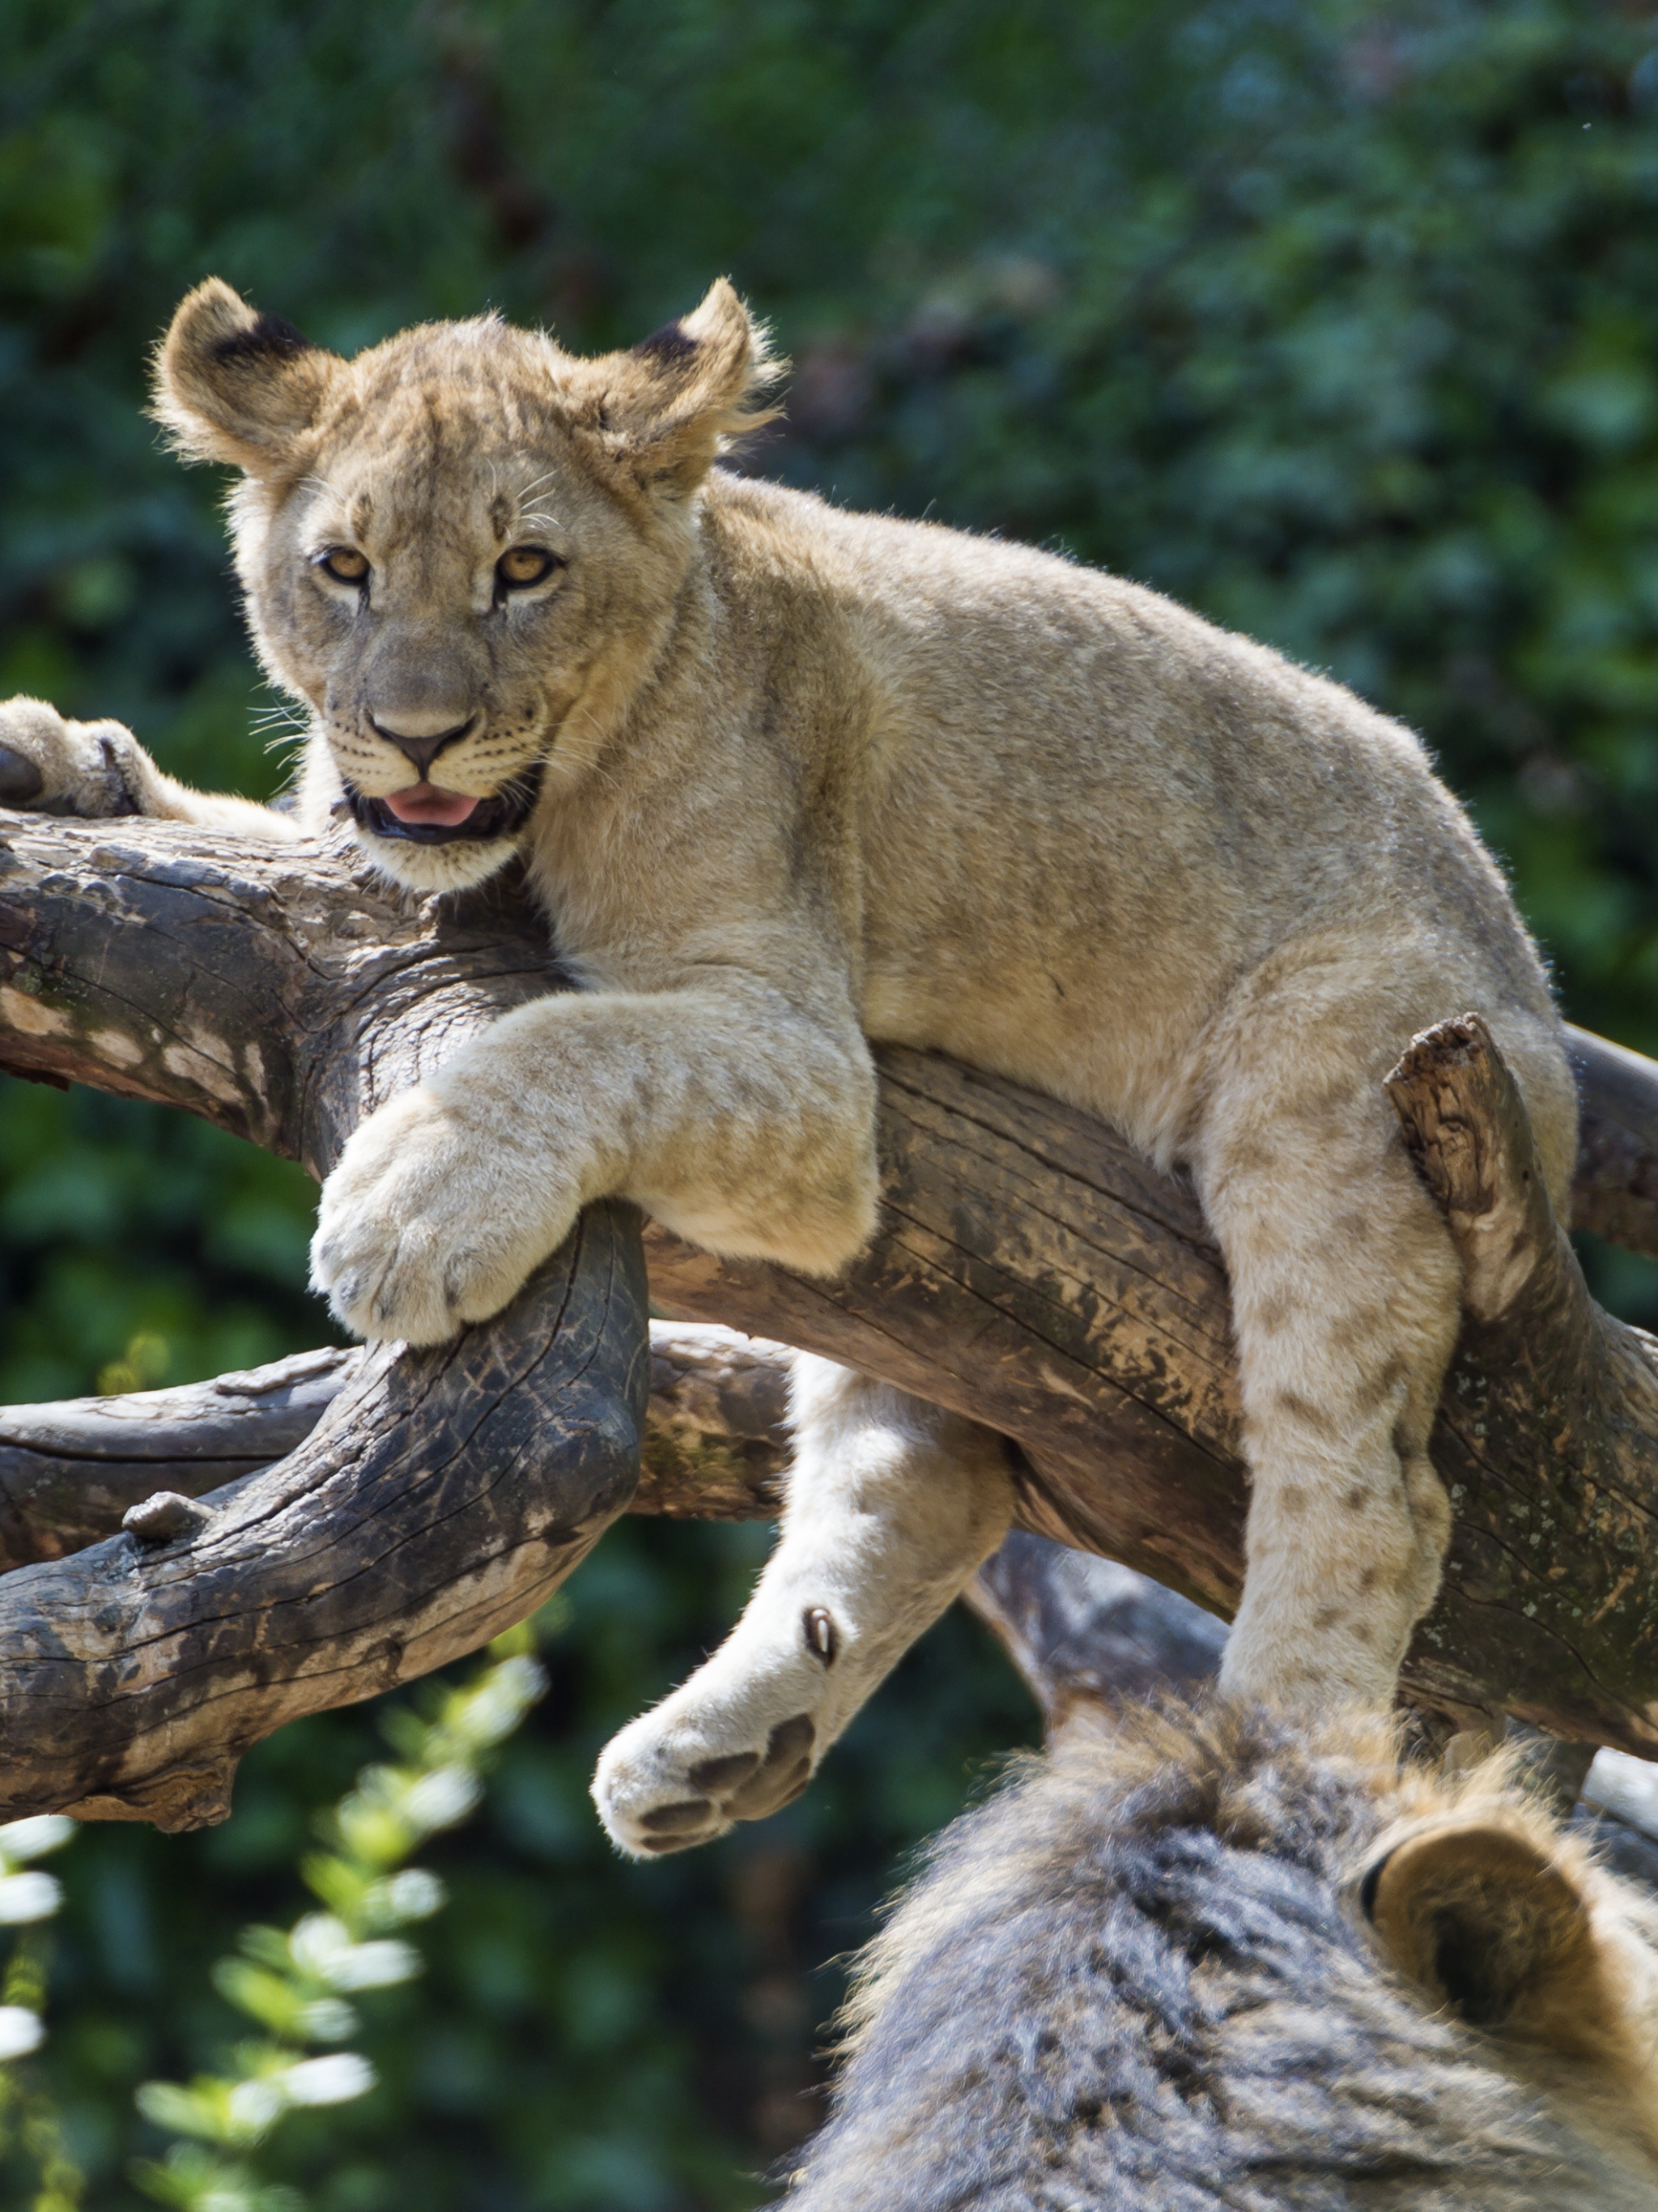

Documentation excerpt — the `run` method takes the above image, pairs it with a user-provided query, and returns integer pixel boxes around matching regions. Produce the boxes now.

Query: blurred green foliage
[6,0,1658,2204]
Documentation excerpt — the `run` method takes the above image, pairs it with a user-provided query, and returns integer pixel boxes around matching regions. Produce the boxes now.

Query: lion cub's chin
[347,824,523,895]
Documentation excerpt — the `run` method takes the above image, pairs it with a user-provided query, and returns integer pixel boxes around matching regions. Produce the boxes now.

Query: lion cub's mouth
[383,782,482,828]
[339,765,544,847]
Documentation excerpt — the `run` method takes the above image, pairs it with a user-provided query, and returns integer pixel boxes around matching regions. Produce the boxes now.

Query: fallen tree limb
[4,817,1658,1816]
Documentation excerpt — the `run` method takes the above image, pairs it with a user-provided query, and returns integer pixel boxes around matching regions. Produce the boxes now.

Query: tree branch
[0,819,647,1825]
[0,1321,792,1576]
[6,819,1658,1817]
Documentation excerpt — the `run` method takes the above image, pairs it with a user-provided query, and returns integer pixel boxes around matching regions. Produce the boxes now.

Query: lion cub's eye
[496,547,561,590]
[316,547,370,585]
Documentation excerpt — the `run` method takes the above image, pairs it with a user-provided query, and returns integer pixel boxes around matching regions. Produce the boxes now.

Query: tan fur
[0,279,1577,1762]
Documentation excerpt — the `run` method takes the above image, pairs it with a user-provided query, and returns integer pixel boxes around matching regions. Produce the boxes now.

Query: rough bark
[0,1322,792,1576]
[0,819,648,1824]
[5,818,1658,1815]
[1384,1015,1658,1746]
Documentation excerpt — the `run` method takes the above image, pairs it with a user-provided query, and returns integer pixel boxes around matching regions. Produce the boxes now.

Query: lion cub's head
[153,279,780,891]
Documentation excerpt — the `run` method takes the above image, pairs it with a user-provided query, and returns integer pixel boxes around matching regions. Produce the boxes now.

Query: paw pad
[631,1714,818,1855]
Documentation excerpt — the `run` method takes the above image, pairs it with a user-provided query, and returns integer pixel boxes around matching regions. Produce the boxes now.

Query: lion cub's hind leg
[1198,1013,1463,1711]
[593,1359,1014,1858]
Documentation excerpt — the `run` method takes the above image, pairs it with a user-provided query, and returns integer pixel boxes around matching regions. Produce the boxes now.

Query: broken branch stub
[1386,1015,1658,1743]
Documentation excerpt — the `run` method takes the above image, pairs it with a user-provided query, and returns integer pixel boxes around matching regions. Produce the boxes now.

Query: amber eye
[496,546,560,590]
[317,547,369,585]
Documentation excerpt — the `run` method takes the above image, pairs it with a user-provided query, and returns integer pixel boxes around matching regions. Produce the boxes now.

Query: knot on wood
[122,1491,206,1546]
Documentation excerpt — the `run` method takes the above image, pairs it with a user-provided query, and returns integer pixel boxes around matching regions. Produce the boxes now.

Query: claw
[0,744,44,807]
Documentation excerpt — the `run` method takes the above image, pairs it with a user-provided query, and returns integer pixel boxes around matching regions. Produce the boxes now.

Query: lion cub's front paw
[0,697,147,818]
[310,1087,572,1345]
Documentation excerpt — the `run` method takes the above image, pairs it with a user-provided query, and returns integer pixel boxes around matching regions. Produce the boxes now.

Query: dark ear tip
[1358,1848,1392,1922]
[631,321,699,364]
[207,312,315,366]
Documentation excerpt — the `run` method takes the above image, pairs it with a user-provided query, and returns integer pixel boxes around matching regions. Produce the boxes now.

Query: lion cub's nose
[367,712,477,781]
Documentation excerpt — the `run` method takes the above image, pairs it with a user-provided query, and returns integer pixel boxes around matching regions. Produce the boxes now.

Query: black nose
[367,715,475,781]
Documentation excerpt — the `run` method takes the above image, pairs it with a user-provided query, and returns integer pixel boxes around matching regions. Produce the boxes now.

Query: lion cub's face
[153,279,780,891]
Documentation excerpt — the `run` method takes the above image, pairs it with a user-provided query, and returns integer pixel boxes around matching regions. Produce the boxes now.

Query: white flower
[0,2006,42,2060]
[288,1912,351,1976]
[401,1766,481,1834]
[295,1996,358,2042]
[0,1872,62,1924]
[322,1939,419,1992]
[281,2052,376,2106]
[384,1868,444,1922]
[290,1913,418,1990]
[227,2078,286,2137]
[0,1816,74,1865]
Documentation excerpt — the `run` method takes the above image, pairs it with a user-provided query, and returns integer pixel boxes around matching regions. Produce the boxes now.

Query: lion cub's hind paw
[596,1711,818,1857]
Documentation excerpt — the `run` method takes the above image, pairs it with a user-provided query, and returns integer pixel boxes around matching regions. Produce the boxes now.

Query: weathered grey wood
[0,818,648,1824]
[645,1030,1658,1754]
[1384,1015,1658,1748]
[965,1530,1226,1731]
[0,1323,791,1572]
[0,1347,363,1567]
[14,1211,644,1831]
[637,1321,792,1519]
[1567,1025,1658,1258]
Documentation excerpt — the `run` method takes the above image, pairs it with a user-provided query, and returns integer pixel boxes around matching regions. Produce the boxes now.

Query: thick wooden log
[1384,1015,1658,1744]
[11,1214,644,1831]
[644,1026,1658,1754]
[1567,1027,1658,1259]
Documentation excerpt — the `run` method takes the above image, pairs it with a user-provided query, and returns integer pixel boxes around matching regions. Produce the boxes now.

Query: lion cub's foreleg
[1198,1052,1463,1709]
[593,1357,1014,1858]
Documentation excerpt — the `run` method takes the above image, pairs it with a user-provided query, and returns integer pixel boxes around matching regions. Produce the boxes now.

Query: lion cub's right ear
[152,279,342,473]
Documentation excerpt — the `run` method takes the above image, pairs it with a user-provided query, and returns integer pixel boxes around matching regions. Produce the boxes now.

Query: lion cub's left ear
[1362,1814,1635,2065]
[582,279,784,499]
[152,278,344,474]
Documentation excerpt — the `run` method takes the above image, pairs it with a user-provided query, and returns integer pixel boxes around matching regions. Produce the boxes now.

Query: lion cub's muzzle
[337,760,546,847]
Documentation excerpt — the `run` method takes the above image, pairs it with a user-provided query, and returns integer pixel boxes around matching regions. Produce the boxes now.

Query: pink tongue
[383,783,481,827]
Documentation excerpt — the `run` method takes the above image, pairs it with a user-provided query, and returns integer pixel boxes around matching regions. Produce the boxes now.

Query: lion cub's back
[705,478,1559,1144]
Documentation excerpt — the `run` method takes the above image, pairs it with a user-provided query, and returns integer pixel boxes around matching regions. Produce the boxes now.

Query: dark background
[6,2,1658,2206]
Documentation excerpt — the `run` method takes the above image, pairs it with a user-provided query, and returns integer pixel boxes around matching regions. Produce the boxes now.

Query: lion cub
[0,279,1575,1854]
